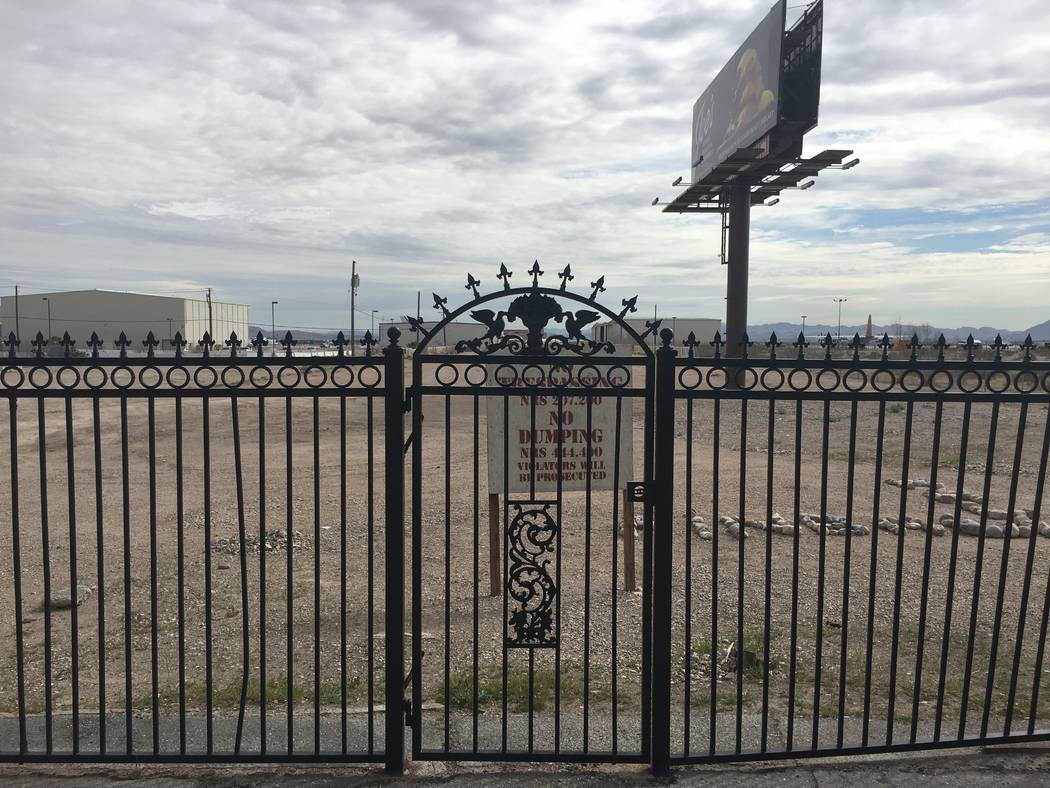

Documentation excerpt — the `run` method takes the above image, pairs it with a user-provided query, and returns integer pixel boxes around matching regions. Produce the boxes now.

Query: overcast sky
[2,0,1049,334]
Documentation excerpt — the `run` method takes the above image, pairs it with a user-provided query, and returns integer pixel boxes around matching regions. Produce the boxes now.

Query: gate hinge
[627,481,649,503]
[403,391,412,413]
[403,698,413,728]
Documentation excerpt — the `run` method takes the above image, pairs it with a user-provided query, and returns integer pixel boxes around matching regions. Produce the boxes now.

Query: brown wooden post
[488,492,501,597]
[623,487,638,591]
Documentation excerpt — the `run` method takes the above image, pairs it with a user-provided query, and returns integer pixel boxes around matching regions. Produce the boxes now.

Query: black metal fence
[659,330,1050,770]
[0,329,397,764]
[2,268,1049,776]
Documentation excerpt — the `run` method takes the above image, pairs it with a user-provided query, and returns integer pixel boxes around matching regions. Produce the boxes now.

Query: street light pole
[801,315,807,338]
[271,300,278,357]
[42,297,51,339]
[167,317,173,347]
[371,309,378,335]
[350,261,360,356]
[833,298,847,344]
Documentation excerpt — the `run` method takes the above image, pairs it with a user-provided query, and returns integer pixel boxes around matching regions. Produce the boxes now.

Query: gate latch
[627,481,649,503]
[403,698,413,728]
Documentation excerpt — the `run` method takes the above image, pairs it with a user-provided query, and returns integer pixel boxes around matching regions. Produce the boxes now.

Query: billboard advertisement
[691,0,785,183]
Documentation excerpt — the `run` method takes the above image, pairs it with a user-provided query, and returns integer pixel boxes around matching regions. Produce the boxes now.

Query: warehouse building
[0,289,249,350]
[593,317,721,351]
[379,319,484,349]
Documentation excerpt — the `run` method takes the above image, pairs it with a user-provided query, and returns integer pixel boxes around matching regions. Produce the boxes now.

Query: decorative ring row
[433,362,632,389]
[676,365,1050,395]
[0,362,383,391]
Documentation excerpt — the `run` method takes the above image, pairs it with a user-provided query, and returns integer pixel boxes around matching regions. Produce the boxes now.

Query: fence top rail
[2,327,391,363]
[670,329,1049,367]
[674,356,1050,371]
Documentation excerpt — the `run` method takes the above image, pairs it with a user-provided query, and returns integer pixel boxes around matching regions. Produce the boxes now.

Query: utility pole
[14,284,20,343]
[350,260,359,356]
[271,301,278,357]
[371,309,378,335]
[833,298,847,344]
[167,317,173,347]
[724,180,751,359]
[801,314,807,338]
[206,287,214,339]
[42,297,51,339]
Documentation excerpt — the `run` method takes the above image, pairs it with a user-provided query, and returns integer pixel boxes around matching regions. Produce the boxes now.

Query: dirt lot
[1,358,1049,756]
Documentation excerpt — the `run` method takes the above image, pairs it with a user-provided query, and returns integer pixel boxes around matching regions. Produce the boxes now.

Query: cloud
[0,0,1048,333]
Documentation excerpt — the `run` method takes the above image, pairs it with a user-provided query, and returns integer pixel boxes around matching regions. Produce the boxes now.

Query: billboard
[691,0,786,183]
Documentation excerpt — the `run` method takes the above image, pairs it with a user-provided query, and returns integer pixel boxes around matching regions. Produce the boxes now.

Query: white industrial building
[593,317,722,351]
[379,319,485,349]
[0,289,249,350]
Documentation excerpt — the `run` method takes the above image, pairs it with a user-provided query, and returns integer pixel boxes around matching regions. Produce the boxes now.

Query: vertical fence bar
[861,400,887,747]
[384,330,406,773]
[812,398,831,749]
[762,398,774,752]
[175,397,187,755]
[651,330,675,776]
[611,395,624,755]
[91,397,106,755]
[204,394,214,754]
[64,395,80,754]
[284,393,294,754]
[583,397,593,752]
[1027,413,1050,734]
[37,398,54,754]
[410,353,423,760]
[981,402,1028,738]
[338,395,346,755]
[1008,408,1050,734]
[837,400,858,748]
[958,401,1000,739]
[120,397,132,754]
[312,396,321,755]
[232,398,250,754]
[554,395,564,753]
[443,394,452,753]
[683,396,693,756]
[709,397,721,756]
[786,397,802,751]
[911,399,943,743]
[735,391,747,756]
[472,394,480,753]
[148,395,159,754]
[934,401,972,741]
[886,400,915,746]
[367,390,376,752]
[258,397,267,755]
[8,397,27,755]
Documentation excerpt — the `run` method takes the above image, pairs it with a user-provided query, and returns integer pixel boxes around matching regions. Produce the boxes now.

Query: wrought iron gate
[4,263,1050,776]
[406,264,659,763]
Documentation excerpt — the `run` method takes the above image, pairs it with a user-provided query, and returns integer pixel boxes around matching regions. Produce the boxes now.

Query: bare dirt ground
[1,358,1049,757]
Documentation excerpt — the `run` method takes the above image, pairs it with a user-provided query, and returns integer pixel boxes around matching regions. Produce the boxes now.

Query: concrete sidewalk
[3,745,1050,787]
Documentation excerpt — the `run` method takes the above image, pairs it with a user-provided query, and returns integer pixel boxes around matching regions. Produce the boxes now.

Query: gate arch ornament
[407,261,662,357]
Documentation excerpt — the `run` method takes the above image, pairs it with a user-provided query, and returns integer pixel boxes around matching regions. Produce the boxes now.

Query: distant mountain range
[744,319,1050,344]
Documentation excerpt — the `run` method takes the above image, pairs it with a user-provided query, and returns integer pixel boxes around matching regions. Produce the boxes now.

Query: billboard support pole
[725,180,751,360]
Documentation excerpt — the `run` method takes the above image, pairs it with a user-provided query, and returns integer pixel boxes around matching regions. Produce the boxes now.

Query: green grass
[142,674,369,710]
[437,666,620,713]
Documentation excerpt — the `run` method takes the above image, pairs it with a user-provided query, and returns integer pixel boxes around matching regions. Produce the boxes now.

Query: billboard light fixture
[842,158,860,169]
[799,179,815,190]
[672,176,683,186]
[652,197,660,206]
[764,198,780,206]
